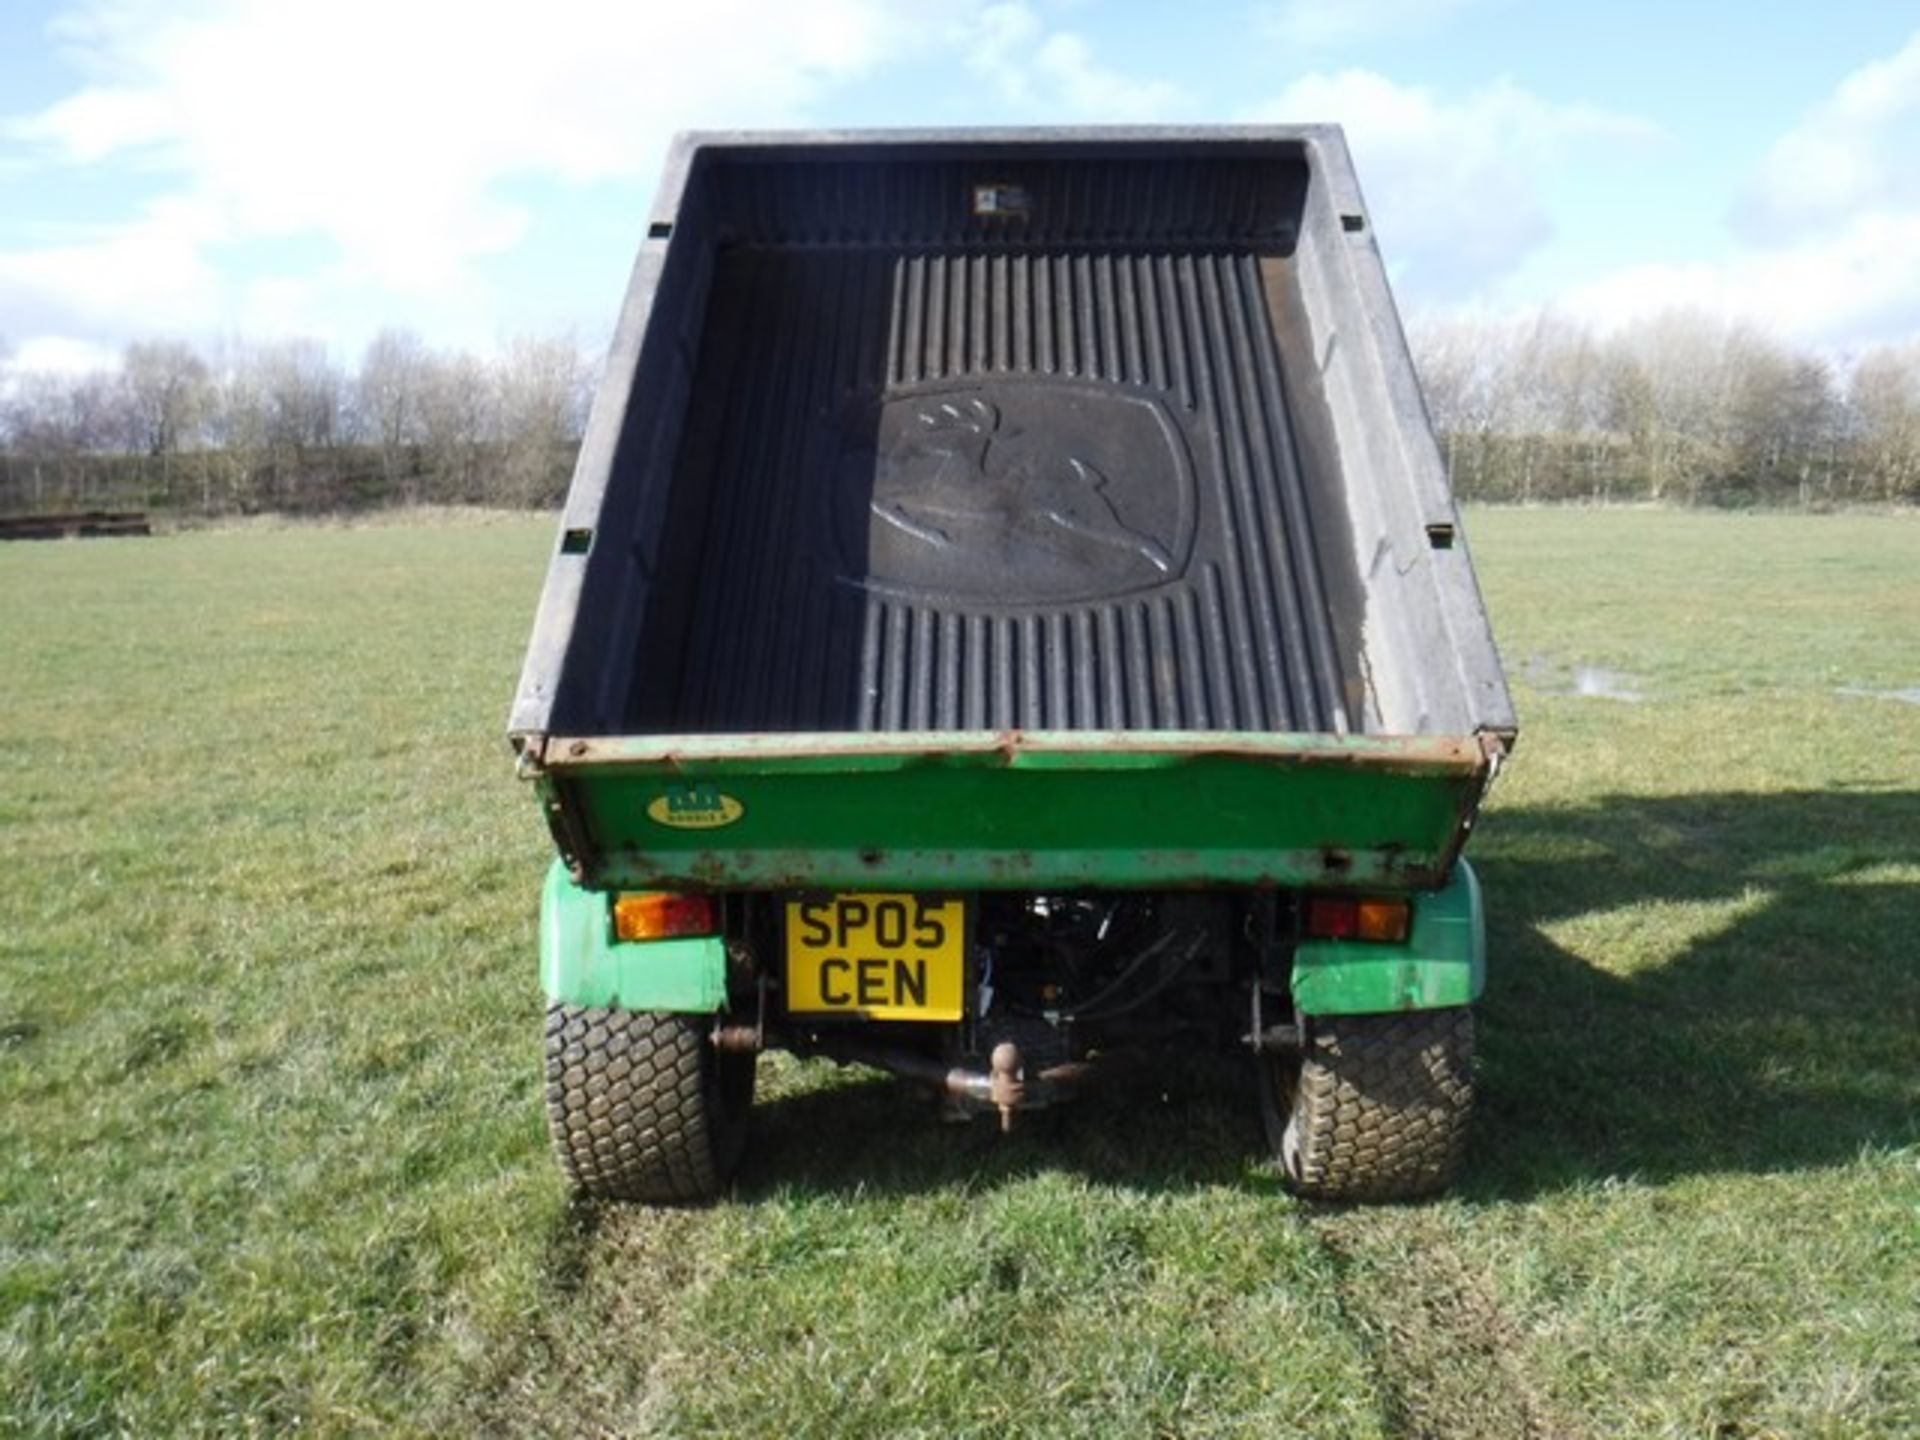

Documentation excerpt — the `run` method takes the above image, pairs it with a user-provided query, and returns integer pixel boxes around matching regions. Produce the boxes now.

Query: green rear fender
[1289,859,1485,1016]
[540,860,728,1013]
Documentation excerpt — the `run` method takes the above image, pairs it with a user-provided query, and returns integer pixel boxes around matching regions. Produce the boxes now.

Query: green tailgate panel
[540,733,1487,892]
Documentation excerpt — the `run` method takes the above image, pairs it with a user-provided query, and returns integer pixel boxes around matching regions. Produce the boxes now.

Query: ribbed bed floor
[628,243,1354,735]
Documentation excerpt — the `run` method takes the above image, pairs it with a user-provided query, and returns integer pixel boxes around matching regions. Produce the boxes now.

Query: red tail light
[1304,895,1410,943]
[1305,896,1357,939]
[612,892,715,941]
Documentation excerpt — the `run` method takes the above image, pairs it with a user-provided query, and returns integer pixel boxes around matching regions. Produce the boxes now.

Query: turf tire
[544,1004,753,1203]
[1262,1007,1474,1202]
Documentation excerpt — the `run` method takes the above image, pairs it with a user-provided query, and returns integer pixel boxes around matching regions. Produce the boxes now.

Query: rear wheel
[544,1004,754,1203]
[1261,1007,1474,1202]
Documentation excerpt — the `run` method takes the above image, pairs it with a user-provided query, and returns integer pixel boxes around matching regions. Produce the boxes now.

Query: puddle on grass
[1571,666,1646,702]
[1520,655,1650,702]
[1835,685,1920,706]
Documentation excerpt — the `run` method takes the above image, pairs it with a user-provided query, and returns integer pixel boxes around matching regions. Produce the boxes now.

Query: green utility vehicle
[511,128,1515,1203]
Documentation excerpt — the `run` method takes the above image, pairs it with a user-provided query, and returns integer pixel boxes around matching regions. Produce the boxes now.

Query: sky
[2,0,1918,373]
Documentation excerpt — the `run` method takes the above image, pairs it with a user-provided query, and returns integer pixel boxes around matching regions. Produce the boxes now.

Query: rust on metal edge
[512,732,549,777]
[1434,729,1506,877]
[600,846,1449,893]
[537,729,1486,774]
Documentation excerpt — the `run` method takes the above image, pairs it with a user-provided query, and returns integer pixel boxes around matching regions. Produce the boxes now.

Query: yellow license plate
[784,893,967,1021]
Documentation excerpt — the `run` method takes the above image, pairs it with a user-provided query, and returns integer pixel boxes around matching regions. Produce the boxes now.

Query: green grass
[2,507,1916,1438]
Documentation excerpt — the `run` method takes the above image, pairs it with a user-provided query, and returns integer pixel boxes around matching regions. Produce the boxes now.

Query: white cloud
[10,0,923,291]
[1,0,952,357]
[1563,30,1920,347]
[1259,0,1491,51]
[1246,70,1655,297]
[1741,29,1920,235]
[964,2,1185,119]
[0,196,224,339]
[1249,34,1920,349]
[10,335,122,373]
[1562,210,1920,349]
[3,0,1184,360]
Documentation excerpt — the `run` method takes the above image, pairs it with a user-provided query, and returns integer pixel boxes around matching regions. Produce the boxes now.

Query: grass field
[2,507,1916,1438]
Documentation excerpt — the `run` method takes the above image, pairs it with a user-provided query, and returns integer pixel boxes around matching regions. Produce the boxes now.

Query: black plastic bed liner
[514,133,1514,765]
[625,241,1354,736]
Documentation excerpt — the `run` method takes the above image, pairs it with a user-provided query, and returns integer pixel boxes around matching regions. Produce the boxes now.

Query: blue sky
[2,0,1917,371]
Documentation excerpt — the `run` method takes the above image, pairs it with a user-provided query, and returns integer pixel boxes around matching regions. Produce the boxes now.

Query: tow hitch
[802,1037,1102,1132]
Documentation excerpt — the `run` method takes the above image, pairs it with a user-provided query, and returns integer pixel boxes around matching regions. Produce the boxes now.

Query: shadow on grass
[736,789,1919,1202]
[738,1046,1285,1201]
[1464,787,1920,1199]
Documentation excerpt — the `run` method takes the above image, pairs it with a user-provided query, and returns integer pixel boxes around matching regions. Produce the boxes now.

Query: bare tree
[203,339,272,511]
[1407,308,1869,507]
[1599,345,1658,499]
[0,367,137,509]
[1611,312,1735,502]
[1408,315,1523,494]
[122,340,212,505]
[417,351,495,502]
[1727,343,1836,504]
[231,339,342,506]
[355,328,427,500]
[257,339,341,453]
[494,333,587,506]
[123,342,211,457]
[1848,344,1920,503]
[17,307,1900,516]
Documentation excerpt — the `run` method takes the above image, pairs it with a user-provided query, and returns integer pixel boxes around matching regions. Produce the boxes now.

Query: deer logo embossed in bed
[832,381,1196,606]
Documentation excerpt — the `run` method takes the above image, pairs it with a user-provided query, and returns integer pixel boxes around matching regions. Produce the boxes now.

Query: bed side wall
[1289,130,1516,739]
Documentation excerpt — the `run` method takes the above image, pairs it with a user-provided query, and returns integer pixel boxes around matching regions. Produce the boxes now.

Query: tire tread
[543,1004,747,1203]
[1277,1007,1475,1202]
